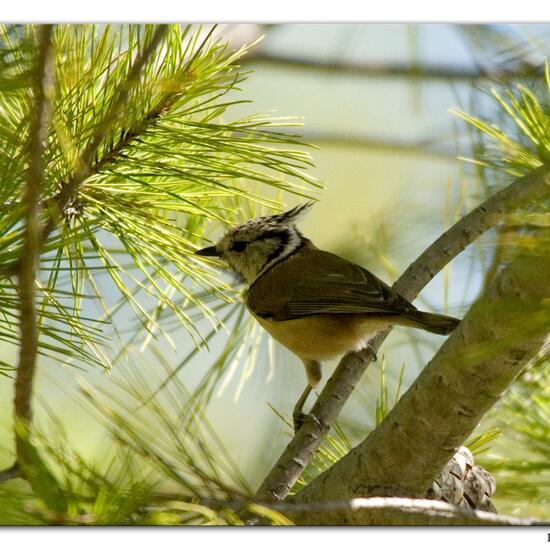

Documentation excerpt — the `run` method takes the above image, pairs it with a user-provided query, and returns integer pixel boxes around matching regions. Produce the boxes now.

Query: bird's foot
[292,410,322,433]
[366,344,378,362]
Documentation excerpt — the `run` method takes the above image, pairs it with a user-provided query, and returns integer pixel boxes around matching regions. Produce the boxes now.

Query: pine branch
[0,25,169,280]
[13,24,54,469]
[51,27,216,209]
[293,247,550,507]
[255,163,550,502]
[0,24,318,376]
[53,25,168,214]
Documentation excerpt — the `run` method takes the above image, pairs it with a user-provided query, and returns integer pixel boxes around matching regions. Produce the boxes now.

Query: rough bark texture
[255,164,550,502]
[292,249,550,511]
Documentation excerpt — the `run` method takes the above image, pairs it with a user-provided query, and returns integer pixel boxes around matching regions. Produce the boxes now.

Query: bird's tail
[401,310,461,335]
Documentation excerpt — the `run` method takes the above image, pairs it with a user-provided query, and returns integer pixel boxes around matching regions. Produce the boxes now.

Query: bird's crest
[269,201,315,226]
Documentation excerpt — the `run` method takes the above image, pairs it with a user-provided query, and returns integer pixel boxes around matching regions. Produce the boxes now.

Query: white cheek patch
[221,226,305,285]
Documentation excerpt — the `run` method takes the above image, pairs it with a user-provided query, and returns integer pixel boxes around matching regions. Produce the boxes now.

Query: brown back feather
[247,244,416,321]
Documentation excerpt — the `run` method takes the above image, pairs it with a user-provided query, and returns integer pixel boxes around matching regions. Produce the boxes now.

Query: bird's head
[195,202,314,284]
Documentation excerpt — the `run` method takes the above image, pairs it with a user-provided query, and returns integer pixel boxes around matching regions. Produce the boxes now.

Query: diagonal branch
[0,25,169,280]
[244,52,545,83]
[293,247,550,508]
[255,163,550,502]
[52,25,168,218]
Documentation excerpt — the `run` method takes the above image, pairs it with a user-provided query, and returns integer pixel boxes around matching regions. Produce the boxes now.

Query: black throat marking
[261,230,291,264]
[250,229,308,288]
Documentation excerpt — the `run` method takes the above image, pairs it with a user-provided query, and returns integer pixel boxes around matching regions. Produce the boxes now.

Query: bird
[195,202,460,431]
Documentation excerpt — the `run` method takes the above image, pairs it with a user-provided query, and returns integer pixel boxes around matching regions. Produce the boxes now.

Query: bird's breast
[248,309,391,362]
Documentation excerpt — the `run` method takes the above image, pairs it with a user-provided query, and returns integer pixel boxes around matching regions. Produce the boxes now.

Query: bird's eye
[232,240,247,252]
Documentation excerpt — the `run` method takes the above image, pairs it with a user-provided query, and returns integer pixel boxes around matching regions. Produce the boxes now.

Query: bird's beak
[194,245,220,257]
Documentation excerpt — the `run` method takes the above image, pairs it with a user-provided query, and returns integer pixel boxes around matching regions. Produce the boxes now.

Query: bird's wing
[247,247,415,321]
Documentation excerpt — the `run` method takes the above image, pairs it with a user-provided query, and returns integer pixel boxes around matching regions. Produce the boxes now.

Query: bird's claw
[293,411,322,433]
[366,345,378,362]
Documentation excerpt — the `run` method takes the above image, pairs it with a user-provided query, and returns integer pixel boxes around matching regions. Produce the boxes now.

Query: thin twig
[244,52,544,82]
[255,163,550,502]
[13,25,54,464]
[270,130,456,159]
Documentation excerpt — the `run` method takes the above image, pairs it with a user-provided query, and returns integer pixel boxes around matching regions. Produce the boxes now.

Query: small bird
[195,202,460,430]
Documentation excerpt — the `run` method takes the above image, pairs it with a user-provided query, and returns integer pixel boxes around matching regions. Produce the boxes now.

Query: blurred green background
[1,23,549,519]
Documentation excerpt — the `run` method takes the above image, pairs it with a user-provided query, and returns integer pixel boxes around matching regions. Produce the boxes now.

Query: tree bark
[292,248,550,512]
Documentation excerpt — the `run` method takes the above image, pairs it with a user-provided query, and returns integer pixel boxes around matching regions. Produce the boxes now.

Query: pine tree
[0,23,548,526]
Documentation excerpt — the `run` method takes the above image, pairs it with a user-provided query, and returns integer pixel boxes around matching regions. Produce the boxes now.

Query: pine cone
[426,446,497,512]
